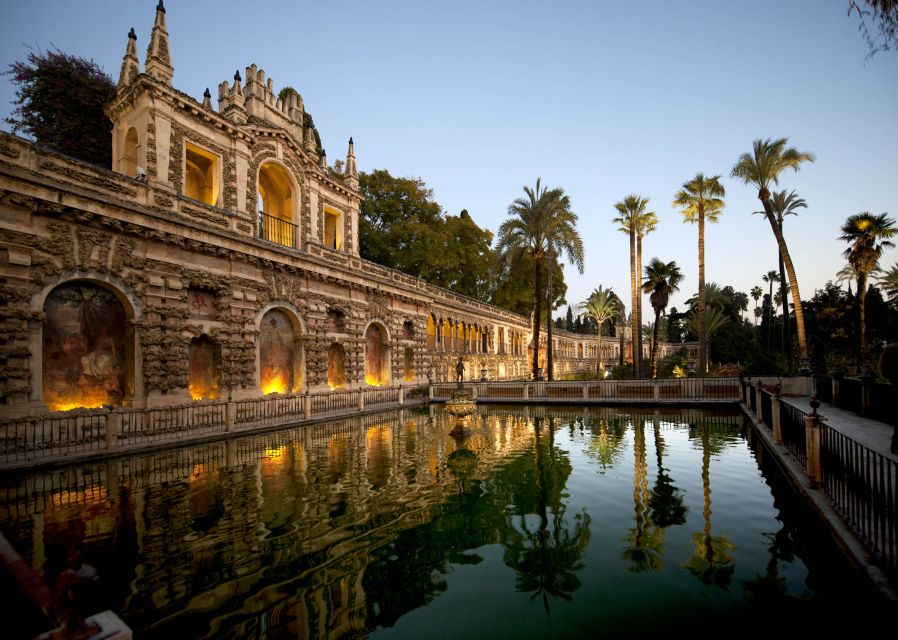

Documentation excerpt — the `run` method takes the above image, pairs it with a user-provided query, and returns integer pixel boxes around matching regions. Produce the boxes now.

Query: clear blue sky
[2,1,896,317]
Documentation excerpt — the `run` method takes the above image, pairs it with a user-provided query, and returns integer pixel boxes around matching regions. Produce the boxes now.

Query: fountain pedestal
[444,386,476,437]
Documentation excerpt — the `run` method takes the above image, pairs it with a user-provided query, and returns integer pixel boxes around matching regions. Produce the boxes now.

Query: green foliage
[657,347,688,378]
[491,250,568,317]
[5,48,116,167]
[358,170,494,299]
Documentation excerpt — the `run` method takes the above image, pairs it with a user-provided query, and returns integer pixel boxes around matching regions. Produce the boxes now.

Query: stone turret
[345,138,358,190]
[220,71,246,124]
[117,28,140,88]
[145,1,173,85]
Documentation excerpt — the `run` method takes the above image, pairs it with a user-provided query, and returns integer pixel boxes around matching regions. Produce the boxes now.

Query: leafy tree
[674,173,726,375]
[358,170,493,299]
[491,250,567,317]
[497,179,582,380]
[731,138,815,363]
[839,212,897,368]
[543,187,585,380]
[876,262,898,304]
[686,307,730,368]
[565,306,574,331]
[613,195,655,378]
[4,48,116,167]
[579,286,624,376]
[642,258,683,379]
[849,0,898,57]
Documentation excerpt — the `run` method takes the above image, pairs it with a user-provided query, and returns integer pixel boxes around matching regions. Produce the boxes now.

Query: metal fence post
[805,397,824,488]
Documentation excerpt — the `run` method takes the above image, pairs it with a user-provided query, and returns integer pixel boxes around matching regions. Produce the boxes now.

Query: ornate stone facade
[0,3,693,417]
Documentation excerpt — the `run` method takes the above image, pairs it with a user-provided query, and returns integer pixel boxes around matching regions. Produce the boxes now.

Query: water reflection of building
[0,407,544,637]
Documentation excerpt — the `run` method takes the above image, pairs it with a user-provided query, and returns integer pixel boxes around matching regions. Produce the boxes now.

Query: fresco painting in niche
[328,342,346,389]
[43,282,127,411]
[260,310,295,395]
[188,336,221,400]
[365,324,386,386]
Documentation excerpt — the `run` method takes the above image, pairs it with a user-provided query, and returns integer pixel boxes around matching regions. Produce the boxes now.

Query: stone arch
[426,314,437,349]
[256,306,305,395]
[327,342,346,389]
[257,160,299,247]
[120,127,139,177]
[364,321,391,386]
[188,335,222,400]
[39,279,136,411]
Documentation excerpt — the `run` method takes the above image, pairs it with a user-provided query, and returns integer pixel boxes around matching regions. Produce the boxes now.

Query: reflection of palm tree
[503,416,591,611]
[648,417,687,528]
[584,417,627,472]
[624,419,665,572]
[685,423,735,587]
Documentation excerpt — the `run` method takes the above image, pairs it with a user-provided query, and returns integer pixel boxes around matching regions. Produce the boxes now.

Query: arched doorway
[365,323,390,386]
[188,335,222,400]
[403,346,415,382]
[42,280,132,411]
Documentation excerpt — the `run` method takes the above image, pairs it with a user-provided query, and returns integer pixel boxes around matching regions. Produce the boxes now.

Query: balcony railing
[259,211,299,249]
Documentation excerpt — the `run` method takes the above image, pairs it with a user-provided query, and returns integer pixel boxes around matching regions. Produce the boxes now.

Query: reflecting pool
[0,405,890,638]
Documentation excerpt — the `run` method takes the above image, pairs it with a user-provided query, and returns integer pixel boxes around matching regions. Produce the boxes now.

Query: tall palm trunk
[546,252,554,381]
[760,195,808,359]
[857,272,868,370]
[629,228,638,376]
[532,256,543,379]
[650,309,661,379]
[596,324,603,378]
[698,208,707,375]
[636,234,644,378]
[767,280,774,351]
[777,250,791,370]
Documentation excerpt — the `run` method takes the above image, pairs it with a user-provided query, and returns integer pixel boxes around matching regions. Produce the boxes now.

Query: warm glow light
[261,371,288,395]
[365,373,381,387]
[189,381,219,400]
[263,445,287,461]
[47,386,110,412]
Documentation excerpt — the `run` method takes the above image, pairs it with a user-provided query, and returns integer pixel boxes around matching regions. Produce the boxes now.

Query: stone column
[303,394,311,419]
[859,369,875,417]
[225,401,236,432]
[771,385,782,445]
[805,397,824,488]
[106,411,121,449]
[831,366,843,407]
[653,381,660,401]
[398,386,404,405]
[755,380,764,419]
[358,389,365,411]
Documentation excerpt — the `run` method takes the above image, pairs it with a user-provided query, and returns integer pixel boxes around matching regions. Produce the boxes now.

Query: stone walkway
[781,395,897,462]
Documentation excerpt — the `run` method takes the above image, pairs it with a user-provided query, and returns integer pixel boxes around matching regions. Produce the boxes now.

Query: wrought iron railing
[258,211,299,248]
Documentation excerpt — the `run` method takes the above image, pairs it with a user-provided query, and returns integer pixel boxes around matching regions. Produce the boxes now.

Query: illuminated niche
[42,281,132,411]
[259,309,302,395]
[188,335,221,400]
[185,142,220,206]
[327,342,346,389]
[364,323,390,386]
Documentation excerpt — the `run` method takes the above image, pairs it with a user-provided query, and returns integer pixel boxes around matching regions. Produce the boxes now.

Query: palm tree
[543,191,585,380]
[876,262,898,304]
[642,258,683,379]
[839,212,897,369]
[636,211,658,376]
[579,286,623,377]
[731,138,815,362]
[497,179,558,379]
[613,195,654,377]
[750,285,763,328]
[686,307,730,369]
[673,173,726,375]
[756,190,807,370]
[761,270,779,350]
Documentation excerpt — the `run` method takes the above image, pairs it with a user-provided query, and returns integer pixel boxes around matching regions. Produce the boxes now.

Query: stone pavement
[781,395,897,462]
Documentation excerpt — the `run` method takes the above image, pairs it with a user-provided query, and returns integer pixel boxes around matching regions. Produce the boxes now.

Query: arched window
[121,127,139,177]
[324,208,344,250]
[42,281,132,411]
[365,323,390,386]
[258,162,296,248]
[328,342,346,389]
[426,315,436,350]
[189,335,222,400]
[259,309,301,394]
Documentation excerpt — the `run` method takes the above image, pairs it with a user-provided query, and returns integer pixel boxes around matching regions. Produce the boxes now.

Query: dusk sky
[2,0,896,317]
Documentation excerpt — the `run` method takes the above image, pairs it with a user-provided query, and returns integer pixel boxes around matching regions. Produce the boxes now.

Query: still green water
[0,405,889,638]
